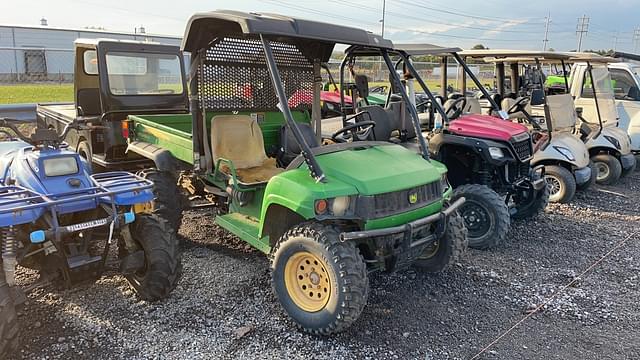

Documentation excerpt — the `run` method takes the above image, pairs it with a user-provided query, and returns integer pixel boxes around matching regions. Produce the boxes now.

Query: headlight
[331,196,351,216]
[440,173,450,191]
[604,135,621,150]
[488,147,505,159]
[553,146,576,161]
[42,156,79,177]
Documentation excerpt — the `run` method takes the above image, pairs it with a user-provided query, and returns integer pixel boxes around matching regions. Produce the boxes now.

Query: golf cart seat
[464,97,482,114]
[501,98,532,120]
[546,94,579,131]
[211,115,283,184]
[277,122,320,167]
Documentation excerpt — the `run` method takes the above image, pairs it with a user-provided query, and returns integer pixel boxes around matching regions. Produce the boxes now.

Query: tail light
[121,120,130,139]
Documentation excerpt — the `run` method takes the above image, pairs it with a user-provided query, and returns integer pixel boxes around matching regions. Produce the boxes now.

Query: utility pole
[634,27,640,53]
[613,31,619,51]
[576,15,589,51]
[380,0,386,37]
[542,11,551,51]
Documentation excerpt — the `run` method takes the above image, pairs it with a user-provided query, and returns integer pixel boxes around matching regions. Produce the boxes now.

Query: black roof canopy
[181,10,392,61]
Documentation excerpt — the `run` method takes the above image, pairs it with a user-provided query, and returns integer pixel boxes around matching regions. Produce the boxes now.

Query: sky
[2,0,639,52]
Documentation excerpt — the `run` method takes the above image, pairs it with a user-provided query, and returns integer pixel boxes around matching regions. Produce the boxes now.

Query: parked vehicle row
[1,10,638,357]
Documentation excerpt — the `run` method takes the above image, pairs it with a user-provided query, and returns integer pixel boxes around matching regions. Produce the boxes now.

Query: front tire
[413,211,467,272]
[544,165,576,204]
[137,169,186,231]
[0,269,19,358]
[125,215,182,301]
[452,184,510,250]
[592,154,622,185]
[271,222,368,335]
[512,172,550,218]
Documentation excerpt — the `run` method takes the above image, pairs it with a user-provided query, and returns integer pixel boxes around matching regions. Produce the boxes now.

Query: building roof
[0,23,180,40]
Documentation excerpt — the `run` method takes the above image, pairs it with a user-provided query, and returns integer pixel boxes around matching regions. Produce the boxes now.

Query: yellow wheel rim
[132,201,154,214]
[418,240,440,260]
[284,251,332,312]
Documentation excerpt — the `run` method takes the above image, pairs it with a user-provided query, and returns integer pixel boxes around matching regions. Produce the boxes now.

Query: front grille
[357,181,442,219]
[511,138,533,161]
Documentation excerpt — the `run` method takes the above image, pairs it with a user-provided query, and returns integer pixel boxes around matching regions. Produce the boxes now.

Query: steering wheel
[331,120,376,143]
[507,97,530,115]
[445,97,467,119]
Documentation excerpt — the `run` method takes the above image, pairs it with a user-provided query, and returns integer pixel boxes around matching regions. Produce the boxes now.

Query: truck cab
[37,38,189,170]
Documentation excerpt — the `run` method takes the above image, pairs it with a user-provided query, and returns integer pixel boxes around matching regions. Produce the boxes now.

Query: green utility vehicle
[123,11,467,334]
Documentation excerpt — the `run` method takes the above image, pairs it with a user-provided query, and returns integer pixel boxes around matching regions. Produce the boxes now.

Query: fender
[126,141,177,172]
[428,132,516,166]
[532,132,590,169]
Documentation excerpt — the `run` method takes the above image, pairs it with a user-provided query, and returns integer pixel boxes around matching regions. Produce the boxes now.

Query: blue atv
[0,118,181,357]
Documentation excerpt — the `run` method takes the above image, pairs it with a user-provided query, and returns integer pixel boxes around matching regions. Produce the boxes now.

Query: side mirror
[530,89,545,106]
[354,75,369,98]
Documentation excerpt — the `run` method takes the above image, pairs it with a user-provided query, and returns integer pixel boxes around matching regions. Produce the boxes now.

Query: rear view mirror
[575,107,584,117]
[530,89,545,106]
[355,75,369,98]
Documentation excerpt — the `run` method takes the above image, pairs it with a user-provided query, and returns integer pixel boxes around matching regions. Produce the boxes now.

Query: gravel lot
[8,170,640,360]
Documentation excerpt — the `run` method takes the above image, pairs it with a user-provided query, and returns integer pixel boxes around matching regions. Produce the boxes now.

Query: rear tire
[413,211,467,272]
[576,161,597,191]
[125,215,182,301]
[451,184,510,250]
[0,269,19,358]
[271,222,368,335]
[544,165,576,204]
[137,169,186,231]
[592,154,622,185]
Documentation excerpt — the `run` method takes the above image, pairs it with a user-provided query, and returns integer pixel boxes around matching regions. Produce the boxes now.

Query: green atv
[122,11,467,334]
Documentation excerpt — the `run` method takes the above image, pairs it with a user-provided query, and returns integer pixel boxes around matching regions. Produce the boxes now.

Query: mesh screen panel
[197,37,314,112]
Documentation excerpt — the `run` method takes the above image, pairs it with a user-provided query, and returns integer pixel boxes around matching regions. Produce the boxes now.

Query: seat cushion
[220,158,283,184]
[211,115,268,169]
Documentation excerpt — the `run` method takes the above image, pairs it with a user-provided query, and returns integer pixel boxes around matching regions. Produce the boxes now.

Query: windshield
[105,52,184,96]
[581,66,618,125]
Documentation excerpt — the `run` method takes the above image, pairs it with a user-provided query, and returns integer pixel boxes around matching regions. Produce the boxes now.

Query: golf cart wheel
[452,184,510,250]
[592,154,622,185]
[413,211,468,272]
[125,214,182,301]
[543,165,575,204]
[576,161,597,191]
[137,169,186,231]
[271,222,368,335]
[511,172,550,219]
[0,269,19,358]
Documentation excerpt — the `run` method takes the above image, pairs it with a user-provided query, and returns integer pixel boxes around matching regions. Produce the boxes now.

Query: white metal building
[0,23,181,82]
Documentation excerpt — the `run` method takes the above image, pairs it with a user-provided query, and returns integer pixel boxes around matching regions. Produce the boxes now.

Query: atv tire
[592,154,622,185]
[0,269,19,358]
[413,211,467,272]
[137,169,186,231]
[125,215,182,301]
[512,172,550,218]
[544,165,576,204]
[271,222,368,335]
[452,184,510,250]
[576,161,597,191]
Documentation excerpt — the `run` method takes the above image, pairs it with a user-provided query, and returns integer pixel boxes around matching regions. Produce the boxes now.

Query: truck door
[610,67,640,152]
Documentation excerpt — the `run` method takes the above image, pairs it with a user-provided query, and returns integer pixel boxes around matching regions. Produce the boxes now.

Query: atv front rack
[0,171,154,227]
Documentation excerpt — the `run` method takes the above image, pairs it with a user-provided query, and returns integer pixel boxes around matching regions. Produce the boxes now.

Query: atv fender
[126,141,176,172]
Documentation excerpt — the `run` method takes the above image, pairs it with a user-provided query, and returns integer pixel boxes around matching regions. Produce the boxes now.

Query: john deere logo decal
[408,191,418,204]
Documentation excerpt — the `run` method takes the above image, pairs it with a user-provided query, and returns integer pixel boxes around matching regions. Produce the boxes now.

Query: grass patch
[0,84,73,104]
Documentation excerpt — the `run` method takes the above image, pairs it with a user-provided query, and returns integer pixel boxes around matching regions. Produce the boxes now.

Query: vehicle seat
[358,105,394,141]
[464,97,482,114]
[210,115,283,184]
[501,98,532,120]
[546,94,578,131]
[76,88,102,116]
[386,101,416,140]
[277,123,320,167]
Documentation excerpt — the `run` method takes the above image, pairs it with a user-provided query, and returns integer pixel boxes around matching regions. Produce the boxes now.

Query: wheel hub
[545,175,562,196]
[284,252,331,312]
[460,201,492,238]
[595,162,610,181]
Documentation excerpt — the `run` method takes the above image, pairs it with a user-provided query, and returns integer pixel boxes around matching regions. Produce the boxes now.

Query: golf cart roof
[459,49,572,60]
[566,52,618,63]
[612,51,640,62]
[182,10,393,58]
[394,43,463,56]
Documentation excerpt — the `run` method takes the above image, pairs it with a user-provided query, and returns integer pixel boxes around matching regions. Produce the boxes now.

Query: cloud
[481,19,530,38]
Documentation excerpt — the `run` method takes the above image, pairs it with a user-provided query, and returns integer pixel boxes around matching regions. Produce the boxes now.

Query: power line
[576,15,589,51]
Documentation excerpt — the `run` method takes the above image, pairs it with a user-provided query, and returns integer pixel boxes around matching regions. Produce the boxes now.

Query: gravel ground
[7,171,640,360]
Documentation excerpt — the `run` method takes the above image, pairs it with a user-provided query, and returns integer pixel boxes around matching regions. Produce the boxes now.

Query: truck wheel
[271,222,368,335]
[544,166,575,203]
[137,169,186,231]
[512,172,550,218]
[592,154,622,185]
[413,211,467,272]
[0,269,19,358]
[125,215,182,301]
[452,184,510,250]
[576,161,597,191]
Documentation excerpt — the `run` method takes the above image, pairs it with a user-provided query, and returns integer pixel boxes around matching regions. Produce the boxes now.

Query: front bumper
[340,198,465,271]
[515,165,546,191]
[620,153,637,171]
[574,166,592,185]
